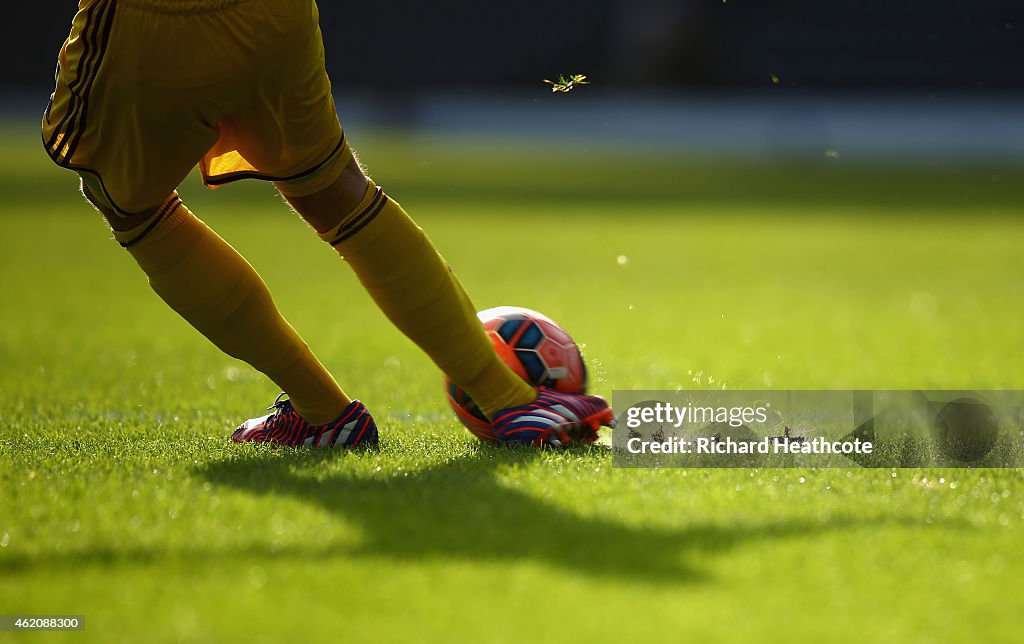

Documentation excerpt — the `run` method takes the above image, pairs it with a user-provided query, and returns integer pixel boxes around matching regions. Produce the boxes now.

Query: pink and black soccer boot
[232,394,378,449]
[490,386,614,447]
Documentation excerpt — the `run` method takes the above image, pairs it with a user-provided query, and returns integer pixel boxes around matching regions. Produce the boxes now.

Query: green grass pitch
[2,122,1024,642]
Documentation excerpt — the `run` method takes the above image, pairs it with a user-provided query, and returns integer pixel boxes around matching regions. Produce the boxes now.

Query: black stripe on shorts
[58,0,118,165]
[46,0,112,157]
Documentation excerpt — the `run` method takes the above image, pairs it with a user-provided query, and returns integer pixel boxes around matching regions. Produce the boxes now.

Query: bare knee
[281,157,370,233]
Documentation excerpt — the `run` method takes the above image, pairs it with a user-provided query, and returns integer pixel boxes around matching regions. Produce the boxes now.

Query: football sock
[318,182,537,419]
[112,195,350,425]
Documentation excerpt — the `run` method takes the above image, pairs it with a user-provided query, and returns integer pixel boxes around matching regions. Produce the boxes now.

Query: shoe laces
[263,393,294,430]
[268,392,291,411]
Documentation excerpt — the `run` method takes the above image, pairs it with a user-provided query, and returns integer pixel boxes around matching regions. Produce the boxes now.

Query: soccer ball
[445,306,588,441]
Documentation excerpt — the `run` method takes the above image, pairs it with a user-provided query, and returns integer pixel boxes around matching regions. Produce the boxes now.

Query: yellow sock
[319,182,536,418]
[114,195,350,425]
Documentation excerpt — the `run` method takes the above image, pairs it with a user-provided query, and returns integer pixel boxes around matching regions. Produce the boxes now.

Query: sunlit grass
[2,125,1023,642]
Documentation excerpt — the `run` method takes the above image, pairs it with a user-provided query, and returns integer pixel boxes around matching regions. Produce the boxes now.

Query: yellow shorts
[42,0,351,214]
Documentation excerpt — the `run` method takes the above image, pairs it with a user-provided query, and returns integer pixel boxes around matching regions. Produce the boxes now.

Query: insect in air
[544,73,590,93]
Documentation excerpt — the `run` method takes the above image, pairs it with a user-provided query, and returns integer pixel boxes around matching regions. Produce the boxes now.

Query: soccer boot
[490,386,614,447]
[232,394,378,449]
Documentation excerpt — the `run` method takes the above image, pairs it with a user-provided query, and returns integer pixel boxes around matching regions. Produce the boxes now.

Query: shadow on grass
[187,447,927,584]
[0,447,951,584]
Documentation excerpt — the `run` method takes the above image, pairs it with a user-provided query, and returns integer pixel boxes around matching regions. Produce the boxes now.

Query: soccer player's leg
[79,184,375,448]
[43,1,373,449]
[279,160,613,446]
[190,0,610,445]
[282,159,536,416]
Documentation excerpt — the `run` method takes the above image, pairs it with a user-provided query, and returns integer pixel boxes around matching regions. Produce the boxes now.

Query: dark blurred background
[329,0,1023,91]
[8,0,1021,92]
[3,0,1023,161]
